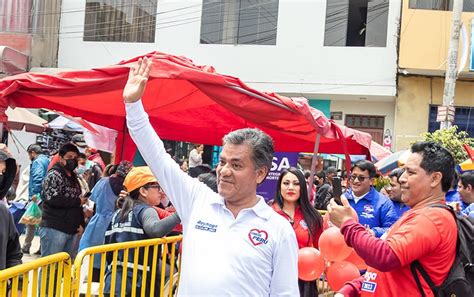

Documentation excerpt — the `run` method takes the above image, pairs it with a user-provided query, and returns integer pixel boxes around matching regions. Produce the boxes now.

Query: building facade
[0,0,62,76]
[397,0,474,150]
[57,0,401,149]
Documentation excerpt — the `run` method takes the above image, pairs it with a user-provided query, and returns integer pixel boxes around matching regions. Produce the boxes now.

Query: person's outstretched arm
[141,208,181,238]
[124,58,216,225]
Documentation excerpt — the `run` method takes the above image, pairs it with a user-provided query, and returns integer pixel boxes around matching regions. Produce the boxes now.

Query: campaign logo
[361,204,375,219]
[361,272,377,293]
[364,205,374,213]
[248,229,269,246]
[194,220,217,233]
[361,281,377,293]
[299,220,308,230]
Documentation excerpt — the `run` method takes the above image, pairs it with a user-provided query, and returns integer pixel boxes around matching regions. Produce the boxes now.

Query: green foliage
[373,176,390,192]
[418,126,474,164]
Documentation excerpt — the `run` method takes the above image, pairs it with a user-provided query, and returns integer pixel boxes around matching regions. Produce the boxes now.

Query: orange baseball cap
[123,166,158,192]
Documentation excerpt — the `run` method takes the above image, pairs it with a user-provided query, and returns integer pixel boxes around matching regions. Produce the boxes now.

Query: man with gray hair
[122,57,298,296]
[21,144,50,255]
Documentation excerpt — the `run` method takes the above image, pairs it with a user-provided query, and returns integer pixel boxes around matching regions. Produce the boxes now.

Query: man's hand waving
[123,57,152,103]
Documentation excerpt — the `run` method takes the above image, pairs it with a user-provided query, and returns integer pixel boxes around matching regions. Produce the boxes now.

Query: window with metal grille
[428,105,474,137]
[409,0,474,12]
[324,0,389,47]
[83,0,157,43]
[200,0,279,45]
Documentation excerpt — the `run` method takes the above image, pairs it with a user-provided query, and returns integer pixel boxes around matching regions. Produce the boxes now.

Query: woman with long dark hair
[271,167,323,297]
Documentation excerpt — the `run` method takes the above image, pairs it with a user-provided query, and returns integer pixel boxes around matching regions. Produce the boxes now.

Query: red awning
[0,51,371,161]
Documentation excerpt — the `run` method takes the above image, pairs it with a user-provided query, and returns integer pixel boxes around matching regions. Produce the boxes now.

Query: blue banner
[257,152,300,202]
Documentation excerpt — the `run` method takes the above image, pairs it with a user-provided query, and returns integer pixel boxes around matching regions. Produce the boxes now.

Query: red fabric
[352,203,457,297]
[47,154,60,171]
[0,52,371,160]
[271,203,322,249]
[464,144,474,161]
[153,206,182,233]
[339,276,364,297]
[340,218,401,271]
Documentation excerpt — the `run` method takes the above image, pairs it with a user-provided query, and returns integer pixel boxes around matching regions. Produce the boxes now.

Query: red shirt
[271,203,322,249]
[359,204,457,297]
[154,206,183,233]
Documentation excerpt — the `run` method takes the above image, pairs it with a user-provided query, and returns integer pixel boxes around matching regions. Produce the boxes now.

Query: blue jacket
[79,178,117,268]
[461,203,474,218]
[391,200,410,220]
[28,154,50,199]
[446,190,469,210]
[344,187,398,238]
[104,203,152,296]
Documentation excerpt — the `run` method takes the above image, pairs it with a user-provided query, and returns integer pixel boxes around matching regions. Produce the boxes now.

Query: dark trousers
[298,279,318,297]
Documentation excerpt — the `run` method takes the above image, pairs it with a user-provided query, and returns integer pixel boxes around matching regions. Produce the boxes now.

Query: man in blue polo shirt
[343,160,397,237]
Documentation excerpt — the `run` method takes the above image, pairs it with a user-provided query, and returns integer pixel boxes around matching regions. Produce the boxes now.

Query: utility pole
[439,0,463,129]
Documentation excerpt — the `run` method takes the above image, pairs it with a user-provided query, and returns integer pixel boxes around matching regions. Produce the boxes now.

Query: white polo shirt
[126,101,299,296]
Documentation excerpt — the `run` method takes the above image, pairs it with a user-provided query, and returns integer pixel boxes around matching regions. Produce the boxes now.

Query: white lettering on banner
[266,172,281,181]
[271,157,291,172]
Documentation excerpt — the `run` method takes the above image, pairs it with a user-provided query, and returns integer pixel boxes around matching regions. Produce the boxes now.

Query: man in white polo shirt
[123,57,298,296]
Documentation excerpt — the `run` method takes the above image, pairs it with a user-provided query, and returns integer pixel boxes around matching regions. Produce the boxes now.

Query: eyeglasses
[349,175,370,182]
[145,184,163,192]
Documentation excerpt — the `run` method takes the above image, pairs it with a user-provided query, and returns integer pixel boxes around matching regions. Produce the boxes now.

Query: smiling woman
[270,167,323,297]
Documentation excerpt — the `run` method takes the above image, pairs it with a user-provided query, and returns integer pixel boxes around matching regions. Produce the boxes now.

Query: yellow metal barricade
[71,235,182,297]
[0,252,71,297]
[317,277,335,296]
[1,234,333,296]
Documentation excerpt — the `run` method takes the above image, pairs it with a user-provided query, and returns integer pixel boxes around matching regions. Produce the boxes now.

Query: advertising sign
[257,152,299,202]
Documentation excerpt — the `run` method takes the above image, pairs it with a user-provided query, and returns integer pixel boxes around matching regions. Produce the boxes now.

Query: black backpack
[410,204,474,297]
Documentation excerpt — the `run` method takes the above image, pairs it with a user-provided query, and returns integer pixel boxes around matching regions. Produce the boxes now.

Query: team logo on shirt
[248,229,269,246]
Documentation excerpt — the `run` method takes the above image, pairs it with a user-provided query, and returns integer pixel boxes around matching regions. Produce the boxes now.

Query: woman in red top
[271,167,323,297]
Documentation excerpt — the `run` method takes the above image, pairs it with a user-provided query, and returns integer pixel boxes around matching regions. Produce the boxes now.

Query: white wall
[8,130,37,174]
[58,0,400,98]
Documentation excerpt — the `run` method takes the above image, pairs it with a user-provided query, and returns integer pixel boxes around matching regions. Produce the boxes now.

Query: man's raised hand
[327,196,354,228]
[123,57,152,103]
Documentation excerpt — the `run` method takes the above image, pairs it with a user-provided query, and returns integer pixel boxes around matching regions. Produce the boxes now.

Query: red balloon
[318,227,352,261]
[297,247,326,281]
[344,249,368,270]
[326,261,360,291]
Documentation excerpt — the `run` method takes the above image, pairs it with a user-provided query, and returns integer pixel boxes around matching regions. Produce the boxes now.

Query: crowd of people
[0,56,472,297]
